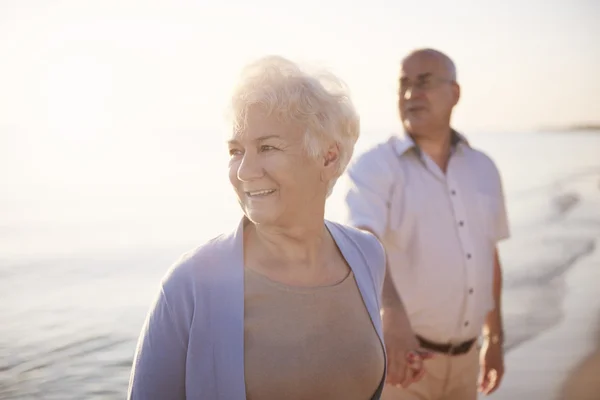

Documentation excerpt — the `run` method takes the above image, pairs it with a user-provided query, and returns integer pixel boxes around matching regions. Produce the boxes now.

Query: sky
[0,0,599,245]
[1,0,598,135]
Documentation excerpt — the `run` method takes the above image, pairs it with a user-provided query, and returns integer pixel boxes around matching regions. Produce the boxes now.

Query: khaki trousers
[381,345,479,400]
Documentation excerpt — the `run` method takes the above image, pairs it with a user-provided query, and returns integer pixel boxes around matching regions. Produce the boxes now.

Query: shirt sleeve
[127,284,189,400]
[495,167,510,242]
[343,147,395,239]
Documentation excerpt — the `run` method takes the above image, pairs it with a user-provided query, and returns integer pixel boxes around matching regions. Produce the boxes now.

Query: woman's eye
[260,145,276,152]
[229,148,242,157]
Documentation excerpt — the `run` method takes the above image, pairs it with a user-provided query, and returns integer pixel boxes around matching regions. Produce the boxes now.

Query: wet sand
[558,325,600,400]
[484,211,600,400]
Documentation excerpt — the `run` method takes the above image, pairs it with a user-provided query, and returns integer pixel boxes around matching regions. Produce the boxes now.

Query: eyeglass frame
[399,73,456,94]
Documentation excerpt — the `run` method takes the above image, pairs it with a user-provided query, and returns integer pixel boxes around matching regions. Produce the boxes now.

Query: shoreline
[484,172,600,399]
[501,236,596,354]
[484,233,600,399]
[498,172,600,357]
[536,125,600,133]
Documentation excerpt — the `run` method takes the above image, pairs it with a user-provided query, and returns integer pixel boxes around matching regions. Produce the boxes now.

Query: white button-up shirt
[342,132,510,344]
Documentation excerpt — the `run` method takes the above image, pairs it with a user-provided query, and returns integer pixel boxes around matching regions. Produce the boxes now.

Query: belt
[417,335,476,356]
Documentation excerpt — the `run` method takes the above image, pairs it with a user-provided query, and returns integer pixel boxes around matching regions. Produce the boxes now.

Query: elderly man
[343,48,509,399]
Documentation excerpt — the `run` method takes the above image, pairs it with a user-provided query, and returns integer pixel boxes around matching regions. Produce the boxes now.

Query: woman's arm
[127,287,188,399]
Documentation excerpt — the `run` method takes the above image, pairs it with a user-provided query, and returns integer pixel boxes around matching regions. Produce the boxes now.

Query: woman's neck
[245,217,332,271]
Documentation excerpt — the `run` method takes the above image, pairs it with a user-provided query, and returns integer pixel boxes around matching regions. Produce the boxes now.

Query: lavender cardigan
[128,218,387,399]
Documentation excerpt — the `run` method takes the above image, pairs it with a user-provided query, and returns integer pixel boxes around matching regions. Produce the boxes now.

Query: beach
[486,245,600,400]
[2,130,600,399]
[483,169,600,400]
[560,326,600,400]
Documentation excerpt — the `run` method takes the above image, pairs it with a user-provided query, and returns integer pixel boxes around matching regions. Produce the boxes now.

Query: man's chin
[403,118,427,134]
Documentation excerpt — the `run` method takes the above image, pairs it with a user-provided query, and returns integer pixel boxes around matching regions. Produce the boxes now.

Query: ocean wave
[0,333,134,400]
[504,237,595,288]
[501,168,600,352]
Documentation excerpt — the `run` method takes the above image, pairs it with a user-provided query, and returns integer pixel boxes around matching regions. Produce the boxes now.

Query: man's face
[398,52,459,136]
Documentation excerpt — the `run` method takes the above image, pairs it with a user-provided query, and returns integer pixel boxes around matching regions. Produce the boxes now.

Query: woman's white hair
[228,55,360,194]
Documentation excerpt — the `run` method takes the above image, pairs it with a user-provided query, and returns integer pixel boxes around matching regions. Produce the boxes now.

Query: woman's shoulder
[326,221,386,267]
[328,220,383,248]
[161,228,240,293]
[327,220,386,295]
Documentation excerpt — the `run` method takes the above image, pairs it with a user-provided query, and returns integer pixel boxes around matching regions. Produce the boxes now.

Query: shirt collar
[392,129,469,157]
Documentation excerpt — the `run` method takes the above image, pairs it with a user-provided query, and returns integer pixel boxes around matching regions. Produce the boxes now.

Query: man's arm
[343,148,427,387]
[483,248,504,341]
[478,248,506,395]
[357,225,426,388]
[483,159,509,343]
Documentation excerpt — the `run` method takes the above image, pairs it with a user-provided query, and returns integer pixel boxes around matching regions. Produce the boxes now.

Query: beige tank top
[243,268,385,400]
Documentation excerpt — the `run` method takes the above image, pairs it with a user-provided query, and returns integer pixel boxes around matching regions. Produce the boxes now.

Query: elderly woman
[128,56,392,399]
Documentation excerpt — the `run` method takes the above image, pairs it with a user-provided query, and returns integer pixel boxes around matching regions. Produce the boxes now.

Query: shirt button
[459,221,464,227]
[469,288,474,294]
[464,321,469,327]
[451,190,456,195]
[466,253,472,259]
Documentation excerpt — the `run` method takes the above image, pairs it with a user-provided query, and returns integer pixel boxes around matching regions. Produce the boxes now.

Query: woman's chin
[243,208,280,226]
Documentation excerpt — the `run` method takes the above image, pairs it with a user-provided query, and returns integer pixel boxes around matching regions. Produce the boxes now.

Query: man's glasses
[399,76,454,93]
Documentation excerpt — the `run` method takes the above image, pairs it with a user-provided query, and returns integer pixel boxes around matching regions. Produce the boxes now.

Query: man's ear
[452,82,461,106]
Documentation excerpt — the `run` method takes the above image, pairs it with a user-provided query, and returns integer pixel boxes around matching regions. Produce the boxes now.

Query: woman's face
[227,109,335,227]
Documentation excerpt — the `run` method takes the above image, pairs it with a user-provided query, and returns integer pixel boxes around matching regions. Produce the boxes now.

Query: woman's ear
[321,143,340,182]
[324,149,338,167]
[323,142,340,167]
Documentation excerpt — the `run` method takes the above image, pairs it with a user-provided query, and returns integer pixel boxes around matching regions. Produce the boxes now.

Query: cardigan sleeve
[127,285,188,400]
[128,256,196,400]
[361,230,387,308]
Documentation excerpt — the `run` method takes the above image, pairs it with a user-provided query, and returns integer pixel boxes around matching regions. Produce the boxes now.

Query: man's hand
[478,337,504,395]
[382,308,432,388]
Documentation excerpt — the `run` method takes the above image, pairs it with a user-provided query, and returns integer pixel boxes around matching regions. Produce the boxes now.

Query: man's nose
[237,152,264,182]
[403,85,418,100]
